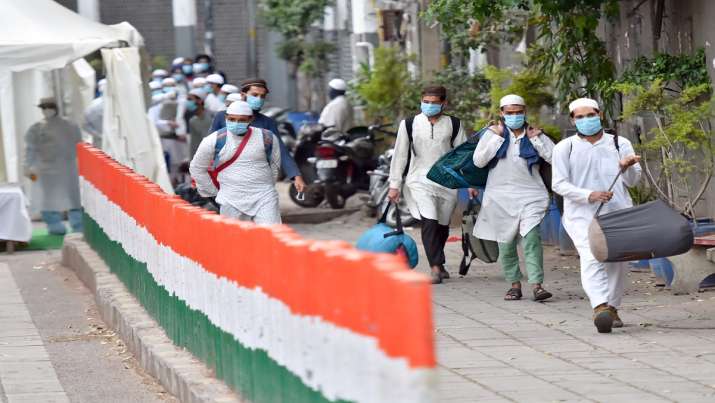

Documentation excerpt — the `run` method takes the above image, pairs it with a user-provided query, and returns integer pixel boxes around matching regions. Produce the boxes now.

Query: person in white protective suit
[24,97,83,235]
[552,97,642,334]
[387,85,476,284]
[149,78,188,184]
[82,78,106,148]
[190,101,282,225]
[318,78,353,133]
[473,94,555,302]
[203,74,226,113]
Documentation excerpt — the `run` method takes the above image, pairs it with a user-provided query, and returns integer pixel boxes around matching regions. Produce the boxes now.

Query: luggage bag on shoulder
[426,127,491,189]
[459,199,500,275]
[356,202,419,268]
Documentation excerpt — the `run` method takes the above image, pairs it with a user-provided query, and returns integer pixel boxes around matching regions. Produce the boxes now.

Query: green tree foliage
[617,79,714,217]
[259,0,336,78]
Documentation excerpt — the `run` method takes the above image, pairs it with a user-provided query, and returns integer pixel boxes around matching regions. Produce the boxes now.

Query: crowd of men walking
[24,53,642,334]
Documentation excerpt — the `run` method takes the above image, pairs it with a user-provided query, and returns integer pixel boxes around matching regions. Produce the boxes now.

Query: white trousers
[219,203,282,225]
[572,236,628,308]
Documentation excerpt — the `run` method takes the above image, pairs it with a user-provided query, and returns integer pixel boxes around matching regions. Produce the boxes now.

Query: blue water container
[649,257,674,287]
[540,197,561,245]
[558,223,576,254]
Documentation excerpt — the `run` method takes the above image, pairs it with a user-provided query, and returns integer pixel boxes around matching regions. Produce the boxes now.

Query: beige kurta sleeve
[189,134,219,197]
[388,119,410,189]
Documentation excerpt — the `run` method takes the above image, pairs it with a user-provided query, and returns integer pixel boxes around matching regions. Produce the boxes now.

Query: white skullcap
[172,57,184,65]
[149,81,162,90]
[206,74,224,85]
[152,69,168,77]
[188,89,207,100]
[226,101,253,116]
[226,93,243,103]
[191,77,207,88]
[328,78,347,91]
[161,77,176,86]
[221,84,239,94]
[499,94,526,108]
[568,97,600,113]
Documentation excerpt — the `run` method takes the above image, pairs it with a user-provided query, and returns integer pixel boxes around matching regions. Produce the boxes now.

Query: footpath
[292,212,715,403]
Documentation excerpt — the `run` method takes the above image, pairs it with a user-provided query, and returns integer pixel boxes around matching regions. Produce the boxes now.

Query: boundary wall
[76,144,436,403]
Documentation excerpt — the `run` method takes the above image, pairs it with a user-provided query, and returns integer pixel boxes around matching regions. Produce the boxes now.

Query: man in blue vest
[210,78,304,193]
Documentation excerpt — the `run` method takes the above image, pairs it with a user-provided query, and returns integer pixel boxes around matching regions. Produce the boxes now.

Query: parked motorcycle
[365,146,415,228]
[288,123,329,207]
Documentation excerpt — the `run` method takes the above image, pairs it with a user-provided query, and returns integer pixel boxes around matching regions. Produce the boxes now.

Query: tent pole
[52,69,65,117]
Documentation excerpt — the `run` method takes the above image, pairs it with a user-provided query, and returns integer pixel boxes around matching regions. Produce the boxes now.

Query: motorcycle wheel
[325,184,347,209]
[380,198,415,228]
[289,183,324,207]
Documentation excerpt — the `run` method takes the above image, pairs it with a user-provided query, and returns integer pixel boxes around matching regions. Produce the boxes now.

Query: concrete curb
[61,234,244,403]
[282,206,361,224]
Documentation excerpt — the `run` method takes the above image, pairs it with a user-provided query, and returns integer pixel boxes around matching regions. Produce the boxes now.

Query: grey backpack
[459,199,500,275]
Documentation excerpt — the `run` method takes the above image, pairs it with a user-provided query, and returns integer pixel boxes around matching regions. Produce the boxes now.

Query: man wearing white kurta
[319,78,353,133]
[473,94,554,301]
[388,85,475,284]
[552,97,641,334]
[190,101,282,225]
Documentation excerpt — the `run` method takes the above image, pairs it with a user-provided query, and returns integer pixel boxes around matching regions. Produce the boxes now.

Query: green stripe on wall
[83,213,351,403]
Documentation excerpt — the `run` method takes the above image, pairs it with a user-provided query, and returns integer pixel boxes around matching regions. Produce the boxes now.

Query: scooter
[288,123,330,207]
[366,147,415,228]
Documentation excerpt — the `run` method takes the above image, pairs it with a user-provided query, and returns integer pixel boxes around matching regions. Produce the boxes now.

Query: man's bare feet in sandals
[504,282,522,300]
[533,284,553,301]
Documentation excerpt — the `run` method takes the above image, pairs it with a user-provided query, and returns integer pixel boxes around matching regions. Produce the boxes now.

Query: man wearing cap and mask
[190,101,282,224]
[24,97,83,234]
[552,97,642,333]
[186,89,214,157]
[151,69,168,84]
[83,78,106,148]
[473,94,555,302]
[319,78,352,133]
[209,78,305,193]
[216,84,239,111]
[388,85,473,284]
[204,74,226,113]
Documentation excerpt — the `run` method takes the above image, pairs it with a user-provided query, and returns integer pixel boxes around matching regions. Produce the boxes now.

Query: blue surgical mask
[246,95,265,111]
[204,84,213,93]
[575,116,602,136]
[185,100,198,112]
[503,114,525,130]
[182,64,193,75]
[421,102,442,117]
[198,62,210,72]
[163,87,175,94]
[151,90,163,97]
[172,74,184,82]
[226,121,249,135]
[218,94,226,103]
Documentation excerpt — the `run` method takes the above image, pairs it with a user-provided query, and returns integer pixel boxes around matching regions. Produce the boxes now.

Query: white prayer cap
[191,77,207,88]
[226,93,243,103]
[161,77,176,86]
[499,94,526,108]
[328,78,347,91]
[149,81,162,90]
[172,57,185,65]
[188,89,207,100]
[206,74,224,85]
[226,101,253,116]
[221,84,239,94]
[568,97,600,113]
[152,69,168,78]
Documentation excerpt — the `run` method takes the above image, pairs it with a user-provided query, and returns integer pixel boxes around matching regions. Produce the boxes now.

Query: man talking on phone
[473,94,555,302]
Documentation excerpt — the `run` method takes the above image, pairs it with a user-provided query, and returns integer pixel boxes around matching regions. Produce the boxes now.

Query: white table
[0,185,32,252]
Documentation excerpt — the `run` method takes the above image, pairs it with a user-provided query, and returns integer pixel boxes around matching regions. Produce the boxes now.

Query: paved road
[0,250,177,403]
[292,212,715,403]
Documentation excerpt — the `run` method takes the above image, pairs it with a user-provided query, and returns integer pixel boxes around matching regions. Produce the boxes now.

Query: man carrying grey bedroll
[387,85,477,284]
[24,97,83,235]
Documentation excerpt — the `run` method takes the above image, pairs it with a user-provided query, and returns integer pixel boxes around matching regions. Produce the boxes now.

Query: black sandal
[504,288,522,301]
[533,287,553,301]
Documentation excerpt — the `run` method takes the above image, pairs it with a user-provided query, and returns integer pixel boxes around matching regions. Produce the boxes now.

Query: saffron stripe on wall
[76,144,435,369]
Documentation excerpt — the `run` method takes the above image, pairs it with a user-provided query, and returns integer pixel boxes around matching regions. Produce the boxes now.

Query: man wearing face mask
[318,78,352,133]
[552,98,641,334]
[208,78,305,193]
[387,85,474,284]
[204,74,226,113]
[473,94,555,301]
[24,98,83,234]
[186,89,214,158]
[190,101,282,224]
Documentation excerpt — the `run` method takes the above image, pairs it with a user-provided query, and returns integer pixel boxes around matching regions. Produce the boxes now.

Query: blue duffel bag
[356,202,419,268]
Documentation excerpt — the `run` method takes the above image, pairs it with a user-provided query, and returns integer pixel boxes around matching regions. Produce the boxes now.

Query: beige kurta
[388,114,466,225]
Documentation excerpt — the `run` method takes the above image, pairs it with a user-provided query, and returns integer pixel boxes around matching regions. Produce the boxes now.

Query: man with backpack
[189,101,282,224]
[387,85,476,284]
[473,94,555,302]
[552,97,641,333]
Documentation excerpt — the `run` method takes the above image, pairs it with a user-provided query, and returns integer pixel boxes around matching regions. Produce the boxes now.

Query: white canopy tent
[0,0,171,195]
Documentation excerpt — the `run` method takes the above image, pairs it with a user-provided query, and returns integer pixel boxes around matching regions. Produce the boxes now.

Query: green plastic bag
[426,127,490,189]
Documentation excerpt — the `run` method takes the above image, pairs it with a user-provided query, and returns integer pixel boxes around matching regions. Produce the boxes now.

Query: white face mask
[41,108,57,119]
